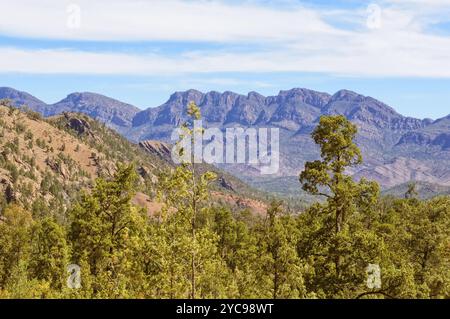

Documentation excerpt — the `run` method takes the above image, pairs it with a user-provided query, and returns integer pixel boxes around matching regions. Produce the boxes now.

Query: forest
[0,102,449,299]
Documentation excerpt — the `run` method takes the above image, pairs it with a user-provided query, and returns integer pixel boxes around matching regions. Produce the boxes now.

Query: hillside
[0,102,165,218]
[0,101,267,217]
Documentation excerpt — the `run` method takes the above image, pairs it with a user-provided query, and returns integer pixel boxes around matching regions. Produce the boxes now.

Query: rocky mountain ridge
[2,86,450,194]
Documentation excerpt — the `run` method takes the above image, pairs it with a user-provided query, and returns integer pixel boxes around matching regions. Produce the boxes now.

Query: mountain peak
[0,86,44,103]
[0,86,20,95]
[170,89,204,97]
[275,88,331,109]
[168,89,205,104]
[0,87,47,112]
[279,87,328,95]
[61,91,132,103]
[247,91,265,100]
[330,89,362,102]
[48,92,140,128]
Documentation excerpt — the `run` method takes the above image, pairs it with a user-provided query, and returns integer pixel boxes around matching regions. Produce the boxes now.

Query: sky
[1,0,450,119]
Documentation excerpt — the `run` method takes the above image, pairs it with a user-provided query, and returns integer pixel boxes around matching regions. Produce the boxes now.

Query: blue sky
[1,0,450,119]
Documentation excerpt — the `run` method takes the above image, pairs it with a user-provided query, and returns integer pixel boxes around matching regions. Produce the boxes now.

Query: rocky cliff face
[138,140,172,161]
[396,116,450,150]
[131,88,331,130]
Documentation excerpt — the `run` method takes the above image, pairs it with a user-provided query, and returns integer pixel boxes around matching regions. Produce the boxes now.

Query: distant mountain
[127,88,450,192]
[127,88,429,140]
[129,88,332,138]
[0,87,47,113]
[323,89,426,131]
[3,86,450,195]
[48,92,140,129]
[396,115,450,150]
[0,88,140,130]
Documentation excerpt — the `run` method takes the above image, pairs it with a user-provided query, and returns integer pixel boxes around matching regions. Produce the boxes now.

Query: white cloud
[2,35,450,78]
[382,0,450,28]
[0,0,338,42]
[386,0,450,6]
[0,0,450,77]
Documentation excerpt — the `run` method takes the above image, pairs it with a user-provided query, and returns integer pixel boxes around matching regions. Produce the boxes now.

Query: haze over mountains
[2,86,450,195]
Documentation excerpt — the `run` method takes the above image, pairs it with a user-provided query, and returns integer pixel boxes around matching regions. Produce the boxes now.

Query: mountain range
[2,86,450,196]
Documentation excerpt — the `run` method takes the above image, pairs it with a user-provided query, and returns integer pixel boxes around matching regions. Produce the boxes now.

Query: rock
[93,158,115,178]
[45,157,69,180]
[138,166,150,178]
[65,114,92,136]
[139,140,172,161]
[0,178,16,203]
[218,176,235,192]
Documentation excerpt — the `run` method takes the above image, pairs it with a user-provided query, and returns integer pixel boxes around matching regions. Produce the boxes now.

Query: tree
[29,218,69,290]
[300,115,368,234]
[299,115,383,298]
[211,207,262,298]
[259,201,306,299]
[405,182,419,199]
[69,164,146,297]
[156,102,235,299]
[380,197,450,298]
[0,205,34,289]
[2,259,53,299]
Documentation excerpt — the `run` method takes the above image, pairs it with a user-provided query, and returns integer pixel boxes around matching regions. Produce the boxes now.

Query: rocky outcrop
[0,178,16,203]
[45,157,69,180]
[65,114,92,136]
[218,176,235,192]
[139,140,172,162]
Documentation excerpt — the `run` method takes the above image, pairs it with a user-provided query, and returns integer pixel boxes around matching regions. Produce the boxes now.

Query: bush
[24,109,43,121]
[24,131,33,141]
[14,122,26,134]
